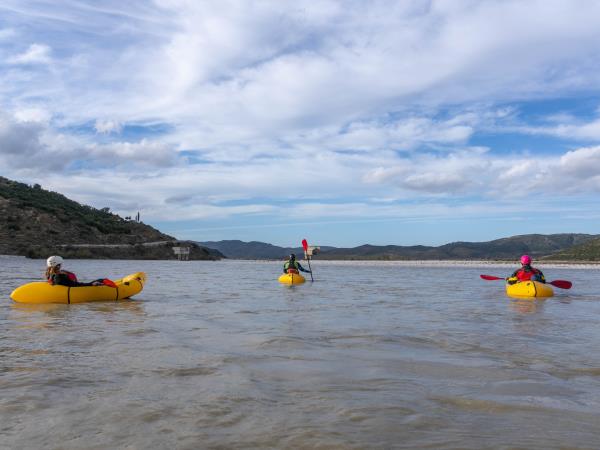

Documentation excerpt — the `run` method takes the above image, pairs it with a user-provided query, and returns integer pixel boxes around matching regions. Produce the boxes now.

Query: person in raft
[507,255,546,284]
[283,253,311,275]
[45,256,104,287]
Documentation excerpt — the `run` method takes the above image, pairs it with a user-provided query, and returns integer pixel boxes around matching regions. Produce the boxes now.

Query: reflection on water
[1,257,600,449]
[509,298,542,314]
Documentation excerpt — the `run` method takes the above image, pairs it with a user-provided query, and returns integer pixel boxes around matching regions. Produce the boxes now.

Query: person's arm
[537,269,546,283]
[297,262,311,273]
[51,273,100,287]
[506,269,519,284]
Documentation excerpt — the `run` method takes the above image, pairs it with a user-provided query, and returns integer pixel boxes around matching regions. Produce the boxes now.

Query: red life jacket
[47,270,78,284]
[515,267,541,281]
[64,270,78,282]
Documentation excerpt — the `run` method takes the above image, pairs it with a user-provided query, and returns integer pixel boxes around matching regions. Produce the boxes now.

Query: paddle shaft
[480,274,571,289]
[306,256,314,282]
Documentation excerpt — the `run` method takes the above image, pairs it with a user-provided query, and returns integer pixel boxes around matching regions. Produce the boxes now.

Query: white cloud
[8,43,52,65]
[3,0,600,237]
[517,117,600,141]
[0,113,176,171]
[94,119,123,134]
[321,116,474,153]
[559,146,600,178]
[88,139,175,166]
[13,107,51,123]
[5,1,600,131]
[361,142,600,199]
[0,28,16,40]
[402,172,471,194]
[0,113,46,156]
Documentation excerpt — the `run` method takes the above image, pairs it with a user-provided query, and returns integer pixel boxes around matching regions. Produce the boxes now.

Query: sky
[2,0,600,247]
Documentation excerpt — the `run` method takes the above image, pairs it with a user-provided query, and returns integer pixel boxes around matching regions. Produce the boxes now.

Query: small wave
[432,395,554,414]
[258,336,314,349]
[336,405,415,422]
[124,327,160,336]
[553,367,600,379]
[153,366,218,377]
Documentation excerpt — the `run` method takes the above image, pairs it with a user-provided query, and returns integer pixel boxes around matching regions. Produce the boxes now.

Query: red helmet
[520,255,532,265]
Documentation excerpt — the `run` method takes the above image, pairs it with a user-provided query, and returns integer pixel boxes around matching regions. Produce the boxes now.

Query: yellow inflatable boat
[10,272,146,304]
[278,272,306,285]
[506,280,554,299]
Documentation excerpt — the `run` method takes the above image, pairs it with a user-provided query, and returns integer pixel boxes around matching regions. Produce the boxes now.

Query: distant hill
[318,234,597,260]
[200,234,598,260]
[197,240,305,260]
[0,176,222,260]
[544,237,600,261]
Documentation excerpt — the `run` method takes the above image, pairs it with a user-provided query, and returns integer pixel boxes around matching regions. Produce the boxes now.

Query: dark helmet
[289,253,296,260]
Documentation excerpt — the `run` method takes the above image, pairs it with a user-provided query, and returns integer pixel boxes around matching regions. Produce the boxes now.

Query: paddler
[45,255,104,287]
[507,255,546,284]
[283,253,312,275]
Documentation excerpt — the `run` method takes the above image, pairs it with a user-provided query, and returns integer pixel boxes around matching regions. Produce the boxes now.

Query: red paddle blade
[302,239,308,251]
[480,275,504,280]
[550,280,572,289]
[103,279,117,288]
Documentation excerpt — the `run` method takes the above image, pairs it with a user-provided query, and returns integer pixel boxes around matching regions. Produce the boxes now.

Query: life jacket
[283,260,299,273]
[514,266,542,281]
[64,270,78,282]
[47,270,78,284]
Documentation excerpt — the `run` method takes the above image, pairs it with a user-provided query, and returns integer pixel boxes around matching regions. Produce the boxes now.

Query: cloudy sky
[2,0,600,247]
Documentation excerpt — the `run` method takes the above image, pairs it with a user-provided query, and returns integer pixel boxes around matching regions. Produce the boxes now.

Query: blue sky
[2,1,600,247]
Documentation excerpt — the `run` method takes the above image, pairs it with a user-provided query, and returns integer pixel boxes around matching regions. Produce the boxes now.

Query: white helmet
[46,255,64,267]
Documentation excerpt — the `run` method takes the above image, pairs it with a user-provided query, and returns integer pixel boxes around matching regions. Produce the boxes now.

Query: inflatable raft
[10,272,146,304]
[278,272,306,285]
[506,280,554,299]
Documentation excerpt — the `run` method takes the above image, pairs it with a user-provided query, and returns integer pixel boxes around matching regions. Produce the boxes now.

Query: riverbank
[202,257,600,268]
[1,241,224,260]
[287,259,600,268]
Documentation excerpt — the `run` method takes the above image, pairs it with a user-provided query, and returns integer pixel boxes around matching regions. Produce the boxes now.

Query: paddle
[480,275,572,289]
[302,238,314,282]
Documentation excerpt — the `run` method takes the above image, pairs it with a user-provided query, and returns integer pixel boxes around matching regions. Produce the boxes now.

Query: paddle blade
[550,280,572,289]
[480,275,504,281]
[302,239,308,251]
[102,279,117,288]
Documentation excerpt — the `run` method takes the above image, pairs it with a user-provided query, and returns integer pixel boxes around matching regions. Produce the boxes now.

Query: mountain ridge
[199,233,600,261]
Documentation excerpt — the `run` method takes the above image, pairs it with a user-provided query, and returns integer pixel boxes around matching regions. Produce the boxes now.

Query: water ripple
[2,258,600,448]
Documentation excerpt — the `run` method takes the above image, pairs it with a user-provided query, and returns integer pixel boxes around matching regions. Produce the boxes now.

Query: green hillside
[310,234,598,260]
[0,176,221,260]
[545,237,600,261]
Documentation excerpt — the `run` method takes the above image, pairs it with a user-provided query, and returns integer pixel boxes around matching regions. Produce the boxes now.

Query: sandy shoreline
[230,259,600,269]
[305,260,600,269]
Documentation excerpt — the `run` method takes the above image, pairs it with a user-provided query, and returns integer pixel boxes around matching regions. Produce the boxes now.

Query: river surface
[1,257,600,449]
